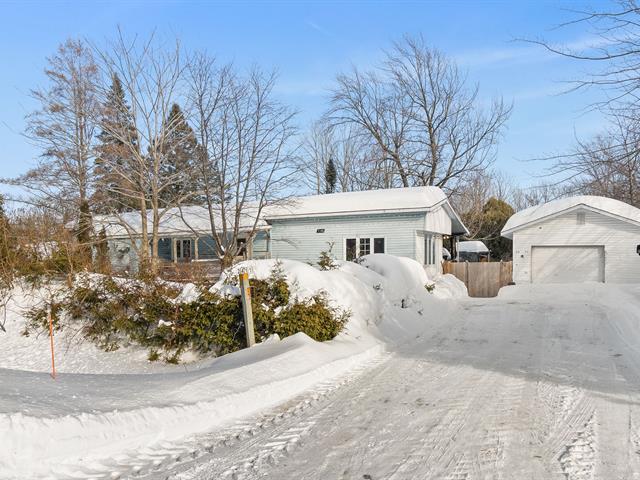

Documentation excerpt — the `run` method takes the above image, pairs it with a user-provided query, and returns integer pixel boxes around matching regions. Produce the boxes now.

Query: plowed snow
[156,284,640,480]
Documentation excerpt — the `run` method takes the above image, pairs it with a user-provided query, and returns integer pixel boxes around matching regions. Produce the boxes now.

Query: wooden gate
[443,261,513,298]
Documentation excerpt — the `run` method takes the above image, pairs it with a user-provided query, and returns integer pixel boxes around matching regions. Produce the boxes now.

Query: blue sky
[0,0,614,194]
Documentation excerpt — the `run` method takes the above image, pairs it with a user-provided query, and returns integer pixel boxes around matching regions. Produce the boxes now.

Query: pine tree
[94,73,139,212]
[325,157,337,194]
[159,103,200,206]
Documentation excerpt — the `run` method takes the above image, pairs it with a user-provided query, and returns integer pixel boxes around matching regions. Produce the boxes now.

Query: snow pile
[0,255,466,479]
[0,285,201,375]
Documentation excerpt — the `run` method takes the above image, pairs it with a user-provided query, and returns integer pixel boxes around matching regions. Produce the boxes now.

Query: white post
[239,272,255,347]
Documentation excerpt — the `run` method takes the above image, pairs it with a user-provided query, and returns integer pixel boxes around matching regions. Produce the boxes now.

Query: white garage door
[531,246,604,284]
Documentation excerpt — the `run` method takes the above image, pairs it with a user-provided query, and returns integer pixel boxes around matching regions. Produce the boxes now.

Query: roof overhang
[501,203,640,239]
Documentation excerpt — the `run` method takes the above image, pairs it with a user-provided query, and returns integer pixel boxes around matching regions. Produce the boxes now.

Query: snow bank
[0,255,466,478]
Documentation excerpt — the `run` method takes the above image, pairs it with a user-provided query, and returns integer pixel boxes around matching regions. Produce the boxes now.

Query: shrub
[24,263,350,363]
[317,242,337,271]
[275,293,349,341]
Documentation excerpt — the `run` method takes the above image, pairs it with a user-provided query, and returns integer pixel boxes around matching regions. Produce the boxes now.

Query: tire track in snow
[69,353,389,480]
[558,413,597,480]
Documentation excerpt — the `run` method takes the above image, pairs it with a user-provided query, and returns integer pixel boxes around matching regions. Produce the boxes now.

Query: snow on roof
[264,186,449,219]
[96,186,468,238]
[95,204,267,238]
[502,195,640,238]
[458,240,489,253]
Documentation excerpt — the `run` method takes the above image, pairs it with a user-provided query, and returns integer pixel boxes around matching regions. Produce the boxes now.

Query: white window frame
[344,236,387,260]
[175,238,194,260]
[424,233,437,266]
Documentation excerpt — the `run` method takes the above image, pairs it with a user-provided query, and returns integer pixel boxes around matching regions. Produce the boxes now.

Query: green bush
[24,263,349,363]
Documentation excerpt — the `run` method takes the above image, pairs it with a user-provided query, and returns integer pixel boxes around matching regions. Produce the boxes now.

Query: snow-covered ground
[0,255,462,479]
[4,256,639,480]
[162,282,640,480]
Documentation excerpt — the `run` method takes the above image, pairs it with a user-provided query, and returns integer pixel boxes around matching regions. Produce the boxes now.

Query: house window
[359,238,371,256]
[176,239,192,261]
[345,237,386,260]
[374,237,385,254]
[346,238,357,261]
[424,234,436,265]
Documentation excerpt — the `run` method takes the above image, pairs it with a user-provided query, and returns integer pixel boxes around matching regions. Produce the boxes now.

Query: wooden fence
[443,261,513,298]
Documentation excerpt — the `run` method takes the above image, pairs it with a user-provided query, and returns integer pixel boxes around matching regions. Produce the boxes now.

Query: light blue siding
[252,231,270,259]
[269,213,426,264]
[197,236,218,260]
[158,238,172,261]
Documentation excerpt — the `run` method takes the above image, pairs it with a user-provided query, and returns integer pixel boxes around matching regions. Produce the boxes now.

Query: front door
[176,239,193,262]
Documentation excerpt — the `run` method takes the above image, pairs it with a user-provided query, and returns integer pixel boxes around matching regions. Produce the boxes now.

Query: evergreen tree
[477,197,514,260]
[159,103,200,206]
[94,73,139,212]
[325,157,337,194]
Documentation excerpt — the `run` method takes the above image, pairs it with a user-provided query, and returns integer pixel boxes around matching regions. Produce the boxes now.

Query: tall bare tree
[186,53,298,268]
[94,31,190,271]
[299,120,385,193]
[329,69,413,187]
[387,36,512,193]
[530,1,640,112]
[328,35,511,193]
[543,115,640,206]
[2,39,99,254]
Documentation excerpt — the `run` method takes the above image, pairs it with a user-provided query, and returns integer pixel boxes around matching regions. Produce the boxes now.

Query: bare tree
[2,39,99,255]
[329,68,413,187]
[387,36,512,193]
[328,36,511,193]
[186,53,298,269]
[542,115,640,206]
[529,1,640,112]
[93,31,191,272]
[299,120,384,193]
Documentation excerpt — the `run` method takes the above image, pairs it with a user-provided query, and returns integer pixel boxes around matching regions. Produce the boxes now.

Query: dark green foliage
[317,242,337,271]
[275,293,348,341]
[94,73,139,212]
[324,157,337,194]
[159,103,200,206]
[24,263,349,363]
[477,197,514,260]
[24,300,64,334]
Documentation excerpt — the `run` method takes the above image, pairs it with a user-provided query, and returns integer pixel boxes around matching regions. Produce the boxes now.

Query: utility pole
[239,272,255,347]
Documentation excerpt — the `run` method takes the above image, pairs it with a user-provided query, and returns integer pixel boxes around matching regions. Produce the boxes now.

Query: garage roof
[502,195,640,239]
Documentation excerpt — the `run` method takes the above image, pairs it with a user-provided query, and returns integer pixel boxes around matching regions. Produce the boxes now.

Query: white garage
[501,196,640,284]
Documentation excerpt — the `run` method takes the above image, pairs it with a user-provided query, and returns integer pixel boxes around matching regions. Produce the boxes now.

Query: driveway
[159,284,640,480]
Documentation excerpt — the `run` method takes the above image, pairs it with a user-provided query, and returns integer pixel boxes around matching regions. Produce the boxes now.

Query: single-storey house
[95,205,270,273]
[501,195,640,284]
[266,186,467,275]
[98,186,468,275]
